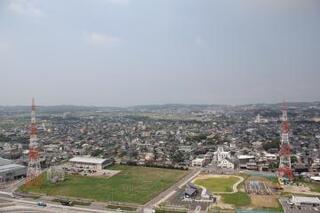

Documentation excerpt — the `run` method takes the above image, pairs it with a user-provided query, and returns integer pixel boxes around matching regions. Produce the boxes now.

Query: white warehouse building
[69,156,112,171]
[290,195,320,207]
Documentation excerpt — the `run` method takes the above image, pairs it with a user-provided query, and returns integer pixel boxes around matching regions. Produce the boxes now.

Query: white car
[287,201,294,206]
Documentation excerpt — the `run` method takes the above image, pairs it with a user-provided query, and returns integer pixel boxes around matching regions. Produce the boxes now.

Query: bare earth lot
[250,195,280,209]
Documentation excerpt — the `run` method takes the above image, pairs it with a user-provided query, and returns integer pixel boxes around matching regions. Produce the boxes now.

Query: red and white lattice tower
[26,98,41,182]
[278,102,293,180]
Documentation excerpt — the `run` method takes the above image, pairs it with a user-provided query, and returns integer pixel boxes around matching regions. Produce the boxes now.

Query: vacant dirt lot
[250,195,279,208]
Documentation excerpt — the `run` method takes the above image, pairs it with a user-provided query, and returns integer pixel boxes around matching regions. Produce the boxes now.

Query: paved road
[141,168,201,212]
[0,196,114,213]
[232,176,244,193]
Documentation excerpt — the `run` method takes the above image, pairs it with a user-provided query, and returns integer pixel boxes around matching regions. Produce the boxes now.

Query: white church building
[213,146,235,169]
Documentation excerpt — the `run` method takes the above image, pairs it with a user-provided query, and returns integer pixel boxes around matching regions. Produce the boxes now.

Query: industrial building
[69,156,113,171]
[0,157,26,181]
[290,195,320,207]
[310,176,320,182]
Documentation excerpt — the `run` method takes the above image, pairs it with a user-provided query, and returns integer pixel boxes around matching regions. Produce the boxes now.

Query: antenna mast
[26,98,41,184]
[278,101,293,182]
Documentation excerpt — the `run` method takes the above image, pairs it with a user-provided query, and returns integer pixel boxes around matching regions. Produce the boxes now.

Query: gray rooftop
[0,157,13,166]
[0,164,26,173]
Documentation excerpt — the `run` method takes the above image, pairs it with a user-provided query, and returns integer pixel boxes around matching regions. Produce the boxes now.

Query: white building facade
[217,158,235,169]
[214,146,231,162]
[69,156,112,171]
[192,158,205,167]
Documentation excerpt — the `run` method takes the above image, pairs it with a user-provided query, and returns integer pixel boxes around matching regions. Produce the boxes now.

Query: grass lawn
[266,176,279,184]
[194,176,240,192]
[221,192,251,207]
[20,165,188,204]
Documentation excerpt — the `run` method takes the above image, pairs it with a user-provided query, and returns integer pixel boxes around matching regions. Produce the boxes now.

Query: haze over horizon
[1,100,320,108]
[1,0,320,106]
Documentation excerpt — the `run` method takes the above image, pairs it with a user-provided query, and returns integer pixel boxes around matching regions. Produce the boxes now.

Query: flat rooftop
[0,157,13,166]
[69,156,107,164]
[0,164,26,173]
[238,155,255,159]
[291,196,320,204]
[310,176,320,181]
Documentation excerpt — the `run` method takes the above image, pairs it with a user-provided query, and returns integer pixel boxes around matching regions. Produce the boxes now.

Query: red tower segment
[26,98,41,184]
[278,102,293,181]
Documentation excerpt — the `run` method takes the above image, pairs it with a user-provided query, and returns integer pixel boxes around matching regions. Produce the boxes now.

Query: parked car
[60,200,73,206]
[37,202,47,207]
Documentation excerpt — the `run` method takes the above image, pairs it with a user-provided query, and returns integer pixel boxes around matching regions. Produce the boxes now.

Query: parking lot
[280,198,320,213]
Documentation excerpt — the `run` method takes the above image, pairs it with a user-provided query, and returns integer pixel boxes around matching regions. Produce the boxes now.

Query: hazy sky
[1,0,320,106]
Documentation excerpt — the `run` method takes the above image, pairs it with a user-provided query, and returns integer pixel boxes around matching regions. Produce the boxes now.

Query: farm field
[193,175,241,193]
[20,165,188,204]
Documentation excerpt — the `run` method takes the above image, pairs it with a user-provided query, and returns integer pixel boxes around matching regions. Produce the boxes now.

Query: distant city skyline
[1,0,320,106]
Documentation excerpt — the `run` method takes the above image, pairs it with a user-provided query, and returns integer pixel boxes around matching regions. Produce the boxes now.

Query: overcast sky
[1,0,319,106]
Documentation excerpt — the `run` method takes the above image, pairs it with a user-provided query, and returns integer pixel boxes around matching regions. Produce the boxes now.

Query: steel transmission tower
[26,98,41,184]
[278,102,293,181]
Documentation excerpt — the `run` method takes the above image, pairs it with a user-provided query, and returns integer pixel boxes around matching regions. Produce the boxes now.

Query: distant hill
[0,101,319,114]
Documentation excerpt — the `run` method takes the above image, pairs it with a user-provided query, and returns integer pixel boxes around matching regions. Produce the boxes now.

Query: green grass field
[194,176,240,192]
[266,176,279,184]
[20,165,188,204]
[221,192,251,207]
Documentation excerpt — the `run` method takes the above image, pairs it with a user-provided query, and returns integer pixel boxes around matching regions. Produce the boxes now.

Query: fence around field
[243,171,276,178]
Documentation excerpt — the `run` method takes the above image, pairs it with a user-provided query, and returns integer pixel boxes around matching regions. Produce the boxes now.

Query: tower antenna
[26,98,41,185]
[278,101,293,182]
